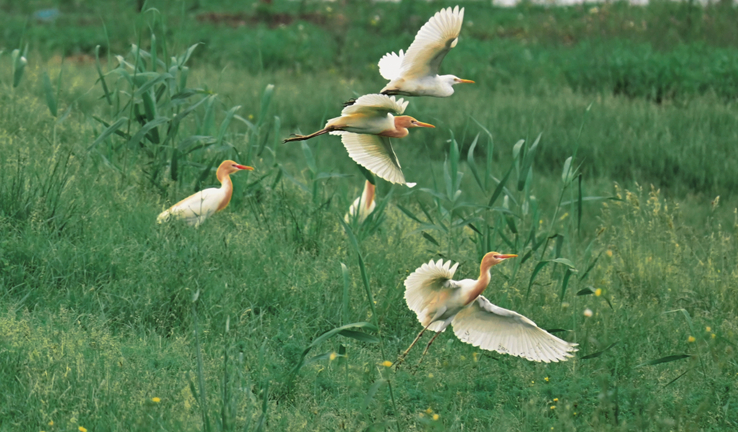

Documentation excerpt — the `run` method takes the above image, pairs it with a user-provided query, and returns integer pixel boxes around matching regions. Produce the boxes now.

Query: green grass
[2,2,738,431]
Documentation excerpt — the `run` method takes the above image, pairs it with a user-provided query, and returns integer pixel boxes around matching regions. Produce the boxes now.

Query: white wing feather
[340,133,415,187]
[340,94,408,116]
[404,259,460,325]
[451,296,578,363]
[157,188,225,227]
[400,6,464,79]
[378,50,405,80]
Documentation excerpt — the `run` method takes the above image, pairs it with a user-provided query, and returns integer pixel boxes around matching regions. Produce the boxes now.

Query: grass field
[1,1,738,431]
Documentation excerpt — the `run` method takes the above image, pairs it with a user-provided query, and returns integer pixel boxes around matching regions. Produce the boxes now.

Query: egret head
[481,251,518,269]
[394,116,436,130]
[451,75,475,85]
[217,160,254,179]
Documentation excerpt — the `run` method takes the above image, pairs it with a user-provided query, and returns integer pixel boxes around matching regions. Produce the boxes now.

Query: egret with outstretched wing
[284,94,433,187]
[397,252,578,367]
[379,6,474,97]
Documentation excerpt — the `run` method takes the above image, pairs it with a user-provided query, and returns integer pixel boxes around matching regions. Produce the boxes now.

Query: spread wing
[340,94,408,117]
[452,296,578,363]
[404,259,461,329]
[157,188,224,227]
[400,6,464,79]
[378,50,405,80]
[339,132,415,187]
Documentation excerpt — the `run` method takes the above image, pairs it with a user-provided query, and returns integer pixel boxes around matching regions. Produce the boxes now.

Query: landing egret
[344,180,376,223]
[157,160,253,227]
[397,253,578,367]
[284,94,433,186]
[379,6,474,97]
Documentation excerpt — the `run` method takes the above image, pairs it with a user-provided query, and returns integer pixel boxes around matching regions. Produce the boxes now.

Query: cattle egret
[284,94,434,186]
[379,6,474,97]
[396,252,578,367]
[157,160,253,227]
[344,180,376,223]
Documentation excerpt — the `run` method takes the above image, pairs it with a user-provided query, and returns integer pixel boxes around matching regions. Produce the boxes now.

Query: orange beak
[457,79,475,84]
[414,121,435,129]
[235,164,254,171]
[494,254,518,260]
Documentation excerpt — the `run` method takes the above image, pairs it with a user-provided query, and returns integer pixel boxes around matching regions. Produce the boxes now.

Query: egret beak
[414,121,435,129]
[457,79,475,84]
[494,254,518,260]
[235,164,254,171]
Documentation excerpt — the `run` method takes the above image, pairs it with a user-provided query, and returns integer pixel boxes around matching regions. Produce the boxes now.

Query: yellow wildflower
[711,334,716,339]
[426,408,433,414]
[329,352,337,361]
[428,373,434,378]
[152,397,161,403]
[606,250,613,257]
[432,414,440,421]
[553,398,558,402]
[48,421,54,426]
[79,427,87,432]
[381,360,392,367]
[550,406,556,410]
[544,377,549,382]
[706,327,711,332]
[595,288,602,296]
[688,336,696,343]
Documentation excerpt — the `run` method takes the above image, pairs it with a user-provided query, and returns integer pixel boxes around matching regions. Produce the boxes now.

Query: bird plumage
[379,6,473,97]
[284,94,430,187]
[344,180,377,223]
[157,160,253,227]
[402,254,578,363]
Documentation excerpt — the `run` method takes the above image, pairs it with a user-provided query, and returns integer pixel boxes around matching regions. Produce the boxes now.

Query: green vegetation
[1,1,737,431]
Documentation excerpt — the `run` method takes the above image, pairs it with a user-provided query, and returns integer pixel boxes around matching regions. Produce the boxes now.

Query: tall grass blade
[581,342,618,360]
[466,133,484,191]
[488,165,514,207]
[341,263,350,325]
[518,132,541,191]
[126,117,168,148]
[11,48,27,88]
[637,354,692,367]
[216,105,241,145]
[527,260,550,298]
[192,290,211,432]
[89,117,128,150]
[42,71,58,117]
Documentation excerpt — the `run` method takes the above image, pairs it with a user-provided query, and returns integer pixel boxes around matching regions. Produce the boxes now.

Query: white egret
[379,6,474,97]
[397,252,578,366]
[284,94,433,187]
[157,160,253,227]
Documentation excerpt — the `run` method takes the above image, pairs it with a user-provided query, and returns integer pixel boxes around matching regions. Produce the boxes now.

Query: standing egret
[284,94,434,186]
[378,6,474,97]
[157,160,253,227]
[344,180,376,223]
[397,253,577,367]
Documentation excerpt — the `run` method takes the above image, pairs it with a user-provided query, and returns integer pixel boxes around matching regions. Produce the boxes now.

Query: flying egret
[378,6,474,97]
[157,160,253,227]
[344,180,376,223]
[396,252,578,367]
[284,94,434,186]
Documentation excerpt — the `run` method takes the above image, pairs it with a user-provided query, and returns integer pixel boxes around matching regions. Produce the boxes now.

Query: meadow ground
[1,1,738,431]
